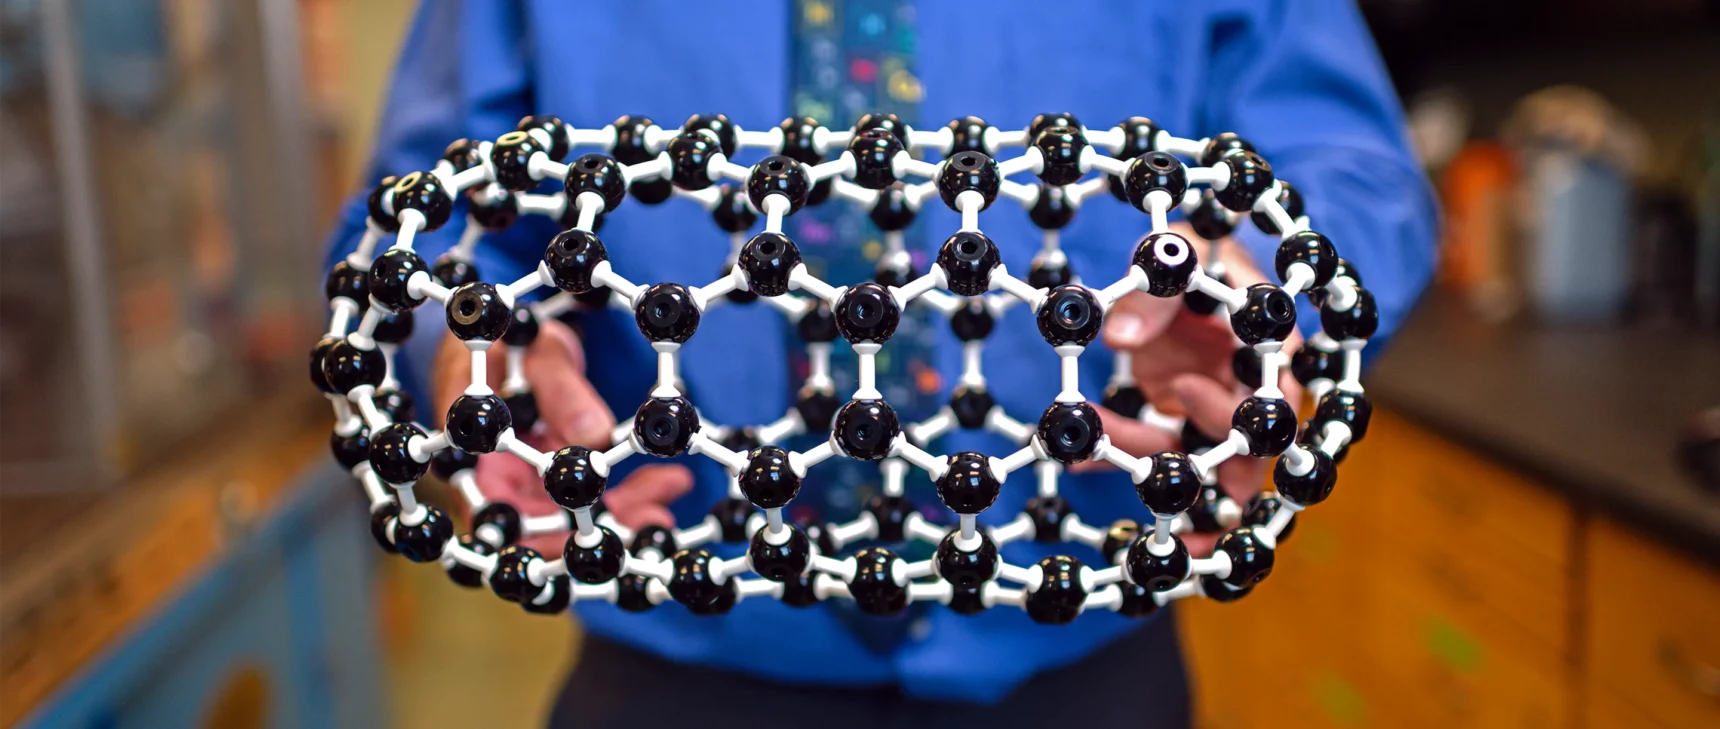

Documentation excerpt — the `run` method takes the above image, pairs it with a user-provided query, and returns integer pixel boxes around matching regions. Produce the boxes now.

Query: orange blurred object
[1437,142,1519,311]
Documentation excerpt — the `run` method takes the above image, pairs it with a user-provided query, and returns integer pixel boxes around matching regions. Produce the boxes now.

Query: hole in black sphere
[1059,425,1081,447]
[852,300,877,324]
[958,239,979,256]
[758,238,778,256]
[1162,241,1182,259]
[854,423,874,443]
[1149,156,1176,172]
[459,297,477,317]
[650,417,673,442]
[955,153,978,169]
[1267,294,1292,320]
[767,159,786,172]
[582,158,602,172]
[1057,298,1088,328]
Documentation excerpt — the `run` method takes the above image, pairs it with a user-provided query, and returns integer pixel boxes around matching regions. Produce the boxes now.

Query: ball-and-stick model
[313,112,1377,622]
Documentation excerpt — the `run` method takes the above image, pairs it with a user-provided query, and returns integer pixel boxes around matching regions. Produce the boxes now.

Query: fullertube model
[311,112,1377,623]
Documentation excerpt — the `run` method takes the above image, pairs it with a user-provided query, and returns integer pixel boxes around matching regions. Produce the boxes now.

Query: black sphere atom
[849,547,908,616]
[1200,132,1255,167]
[1108,116,1163,201]
[796,386,840,433]
[1136,451,1201,516]
[1230,283,1298,345]
[325,261,369,307]
[666,131,720,190]
[633,282,701,343]
[1032,125,1087,186]
[472,502,523,548]
[368,248,428,313]
[330,427,371,471]
[1186,191,1236,241]
[738,445,800,509]
[1233,396,1298,457]
[1133,232,1198,298]
[1215,150,1274,212]
[946,115,991,155]
[1217,527,1275,587]
[392,505,454,563]
[431,254,479,289]
[389,171,454,232]
[949,298,994,341]
[936,451,1001,514]
[748,526,811,582]
[1321,287,1379,341]
[1028,186,1076,230]
[489,131,547,192]
[937,231,1001,297]
[833,399,900,461]
[1314,389,1372,443]
[445,283,511,342]
[1275,229,1339,289]
[1273,445,1338,507]
[847,128,903,190]
[445,393,512,453]
[1037,402,1104,464]
[516,114,570,160]
[430,445,477,480]
[1028,112,1082,140]
[543,229,608,294]
[563,527,626,585]
[936,531,999,588]
[682,113,738,156]
[737,232,802,297]
[1254,180,1306,234]
[1101,382,1147,419]
[1026,495,1072,542]
[869,184,916,231]
[367,175,402,232]
[321,339,385,396]
[1025,554,1086,625]
[1126,532,1191,592]
[1124,151,1189,212]
[834,282,901,344]
[856,111,911,144]
[949,385,995,429]
[797,303,838,343]
[746,155,812,214]
[937,151,1000,211]
[632,396,700,458]
[543,446,605,510]
[1036,285,1104,347]
[564,153,628,213]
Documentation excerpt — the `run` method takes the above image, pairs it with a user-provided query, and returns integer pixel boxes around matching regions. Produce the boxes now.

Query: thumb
[529,318,616,449]
[1102,291,1181,351]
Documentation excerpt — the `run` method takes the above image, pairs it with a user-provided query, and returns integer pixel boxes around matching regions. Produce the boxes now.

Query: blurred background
[0,0,1716,727]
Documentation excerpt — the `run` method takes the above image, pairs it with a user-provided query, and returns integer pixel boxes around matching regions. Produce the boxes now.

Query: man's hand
[431,317,692,551]
[1083,227,1304,555]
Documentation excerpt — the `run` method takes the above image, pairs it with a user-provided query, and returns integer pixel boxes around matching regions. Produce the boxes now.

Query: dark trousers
[548,607,1191,728]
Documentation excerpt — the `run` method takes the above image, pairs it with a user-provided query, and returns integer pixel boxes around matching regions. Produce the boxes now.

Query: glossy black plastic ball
[445,393,511,453]
[373,387,415,424]
[746,155,812,214]
[874,260,917,288]
[666,131,720,190]
[1233,396,1297,457]
[1253,180,1306,235]
[936,451,1000,514]
[949,298,994,341]
[1314,389,1372,443]
[368,248,428,313]
[520,575,573,615]
[430,446,477,481]
[946,115,991,155]
[869,184,916,231]
[1243,493,1296,544]
[834,282,901,343]
[325,261,369,307]
[430,255,478,289]
[1108,116,1164,201]
[445,283,510,342]
[1290,344,1344,385]
[937,151,1000,211]
[564,153,627,213]
[1217,527,1275,587]
[310,337,341,394]
[739,445,800,509]
[372,310,414,346]
[682,113,738,157]
[633,396,699,458]
[1032,126,1087,186]
[472,502,522,548]
[1273,445,1337,507]
[1215,151,1274,212]
[502,390,539,435]
[711,498,756,542]
[393,505,454,563]
[797,304,838,343]
[633,282,700,343]
[748,526,811,581]
[489,131,546,191]
[540,445,604,509]
[1185,484,1231,533]
[847,129,903,190]
[562,526,625,584]
[1230,283,1298,345]
[738,232,801,297]
[1025,554,1086,625]
[1125,151,1189,212]
[948,586,988,615]
[667,548,734,611]
[937,231,1001,297]
[949,385,994,429]
[629,524,679,559]
[856,112,910,144]
[389,171,454,231]
[849,547,908,616]
[443,138,484,172]
[833,399,899,461]
[1275,229,1338,289]
[719,427,761,454]
[1026,495,1072,542]
[1127,531,1191,591]
[866,494,915,542]
[1037,285,1104,347]
[515,114,569,160]
[796,387,840,433]
[1200,132,1254,167]
[1201,574,1253,603]
[1101,383,1147,418]
[1038,402,1104,464]
[321,339,385,395]
[1027,258,1075,289]
[1117,581,1162,618]
[369,502,401,553]
[711,184,759,233]
[1306,257,1362,309]
[610,114,655,163]
[776,116,823,164]
[616,574,657,612]
[488,545,542,602]
[936,531,998,588]
[1136,451,1201,516]
[331,427,371,471]
[367,176,402,232]
[468,187,521,229]
[1101,519,1141,564]
[1320,287,1379,341]
[1186,190,1236,241]
[1134,232,1198,297]
[1028,186,1076,230]
[500,307,539,349]
[445,535,492,588]
[1029,112,1081,141]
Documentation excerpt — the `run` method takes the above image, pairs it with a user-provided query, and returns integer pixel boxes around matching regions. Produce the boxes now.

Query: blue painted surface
[16,463,387,729]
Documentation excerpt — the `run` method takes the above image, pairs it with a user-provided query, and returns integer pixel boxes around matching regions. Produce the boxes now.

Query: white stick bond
[321,112,1372,620]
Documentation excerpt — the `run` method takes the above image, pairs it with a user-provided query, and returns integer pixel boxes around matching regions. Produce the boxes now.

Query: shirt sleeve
[320,0,543,404]
[1199,0,1439,349]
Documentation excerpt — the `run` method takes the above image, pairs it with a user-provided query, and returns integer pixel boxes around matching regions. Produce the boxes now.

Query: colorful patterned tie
[788,0,939,653]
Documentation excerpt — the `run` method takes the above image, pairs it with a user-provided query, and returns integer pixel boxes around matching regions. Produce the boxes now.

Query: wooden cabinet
[1580,519,1720,728]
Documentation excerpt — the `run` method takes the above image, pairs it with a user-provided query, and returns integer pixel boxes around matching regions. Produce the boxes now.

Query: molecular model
[311,111,1378,623]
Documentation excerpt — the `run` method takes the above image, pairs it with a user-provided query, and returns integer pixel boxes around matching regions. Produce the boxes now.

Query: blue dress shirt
[324,0,1436,704]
